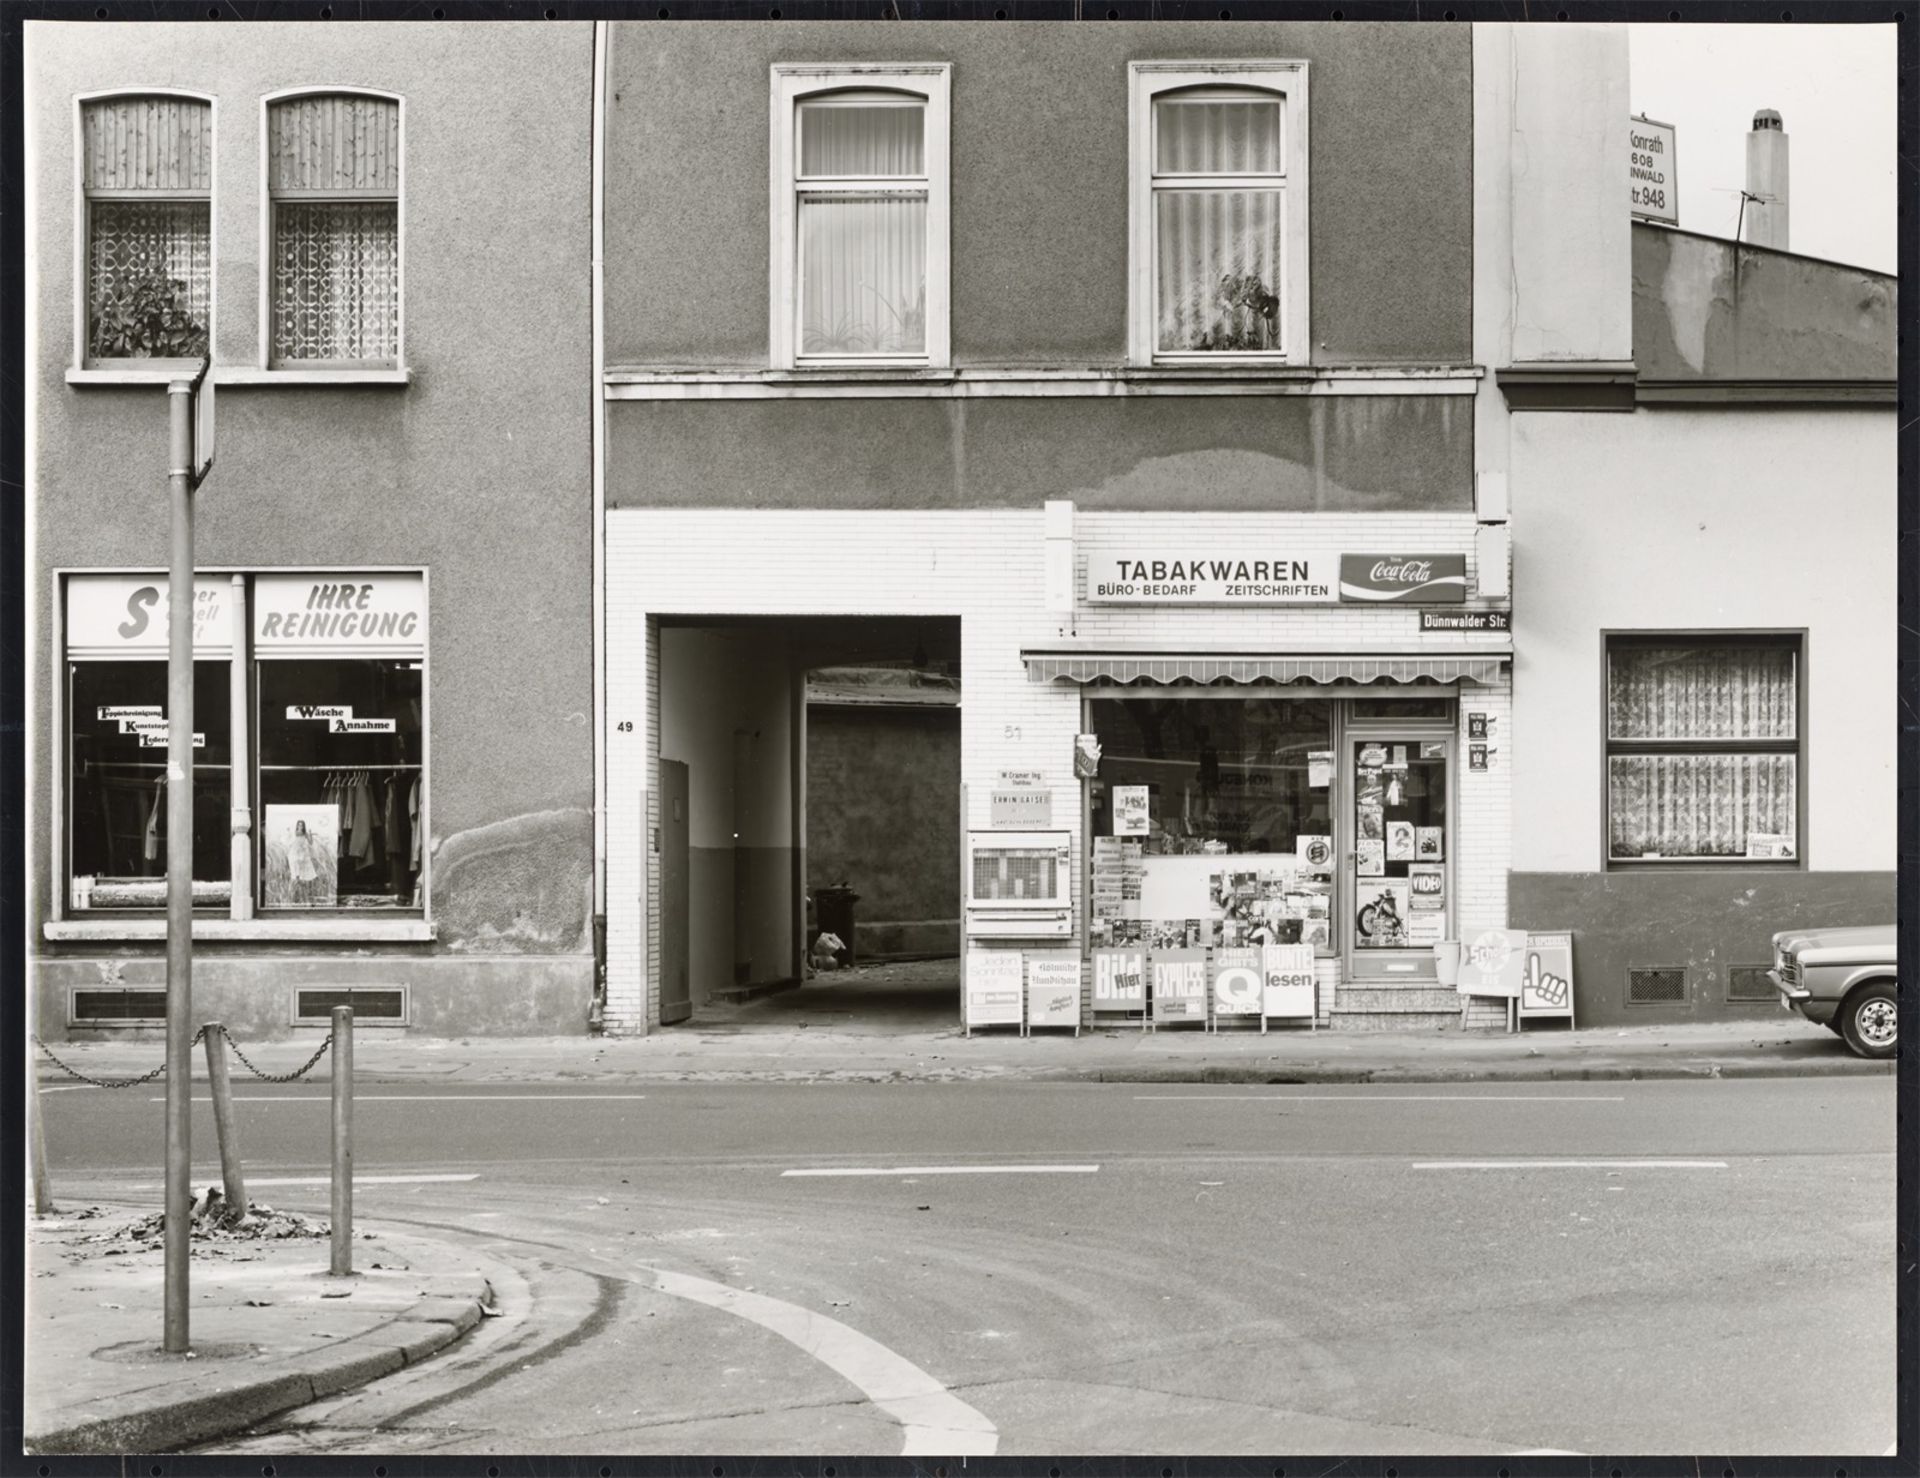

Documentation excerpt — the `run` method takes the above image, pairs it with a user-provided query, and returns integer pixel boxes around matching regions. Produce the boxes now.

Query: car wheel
[1838,982,1896,1060]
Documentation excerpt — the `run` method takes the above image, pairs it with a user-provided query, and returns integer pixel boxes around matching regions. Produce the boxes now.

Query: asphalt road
[42,1078,1899,1458]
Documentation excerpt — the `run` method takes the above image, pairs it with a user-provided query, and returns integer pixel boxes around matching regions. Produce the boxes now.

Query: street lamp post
[163,358,213,1354]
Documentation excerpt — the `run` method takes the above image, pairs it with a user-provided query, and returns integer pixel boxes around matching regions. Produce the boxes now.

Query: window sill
[214,367,412,387]
[66,368,199,387]
[605,364,1483,401]
[44,917,436,943]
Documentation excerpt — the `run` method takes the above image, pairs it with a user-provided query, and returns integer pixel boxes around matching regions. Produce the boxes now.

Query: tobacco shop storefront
[969,517,1514,1032]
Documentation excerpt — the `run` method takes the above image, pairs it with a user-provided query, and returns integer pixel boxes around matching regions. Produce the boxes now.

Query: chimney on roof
[1744,108,1789,250]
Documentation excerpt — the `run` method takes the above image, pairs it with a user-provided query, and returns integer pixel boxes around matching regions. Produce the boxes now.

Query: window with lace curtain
[267,91,402,369]
[1605,635,1802,865]
[1128,62,1310,366]
[80,93,213,367]
[770,65,951,370]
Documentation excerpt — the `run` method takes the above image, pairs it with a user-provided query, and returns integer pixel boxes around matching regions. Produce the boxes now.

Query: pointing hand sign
[1523,951,1570,1008]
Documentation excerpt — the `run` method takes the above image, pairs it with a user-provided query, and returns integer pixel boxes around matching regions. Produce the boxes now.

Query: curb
[1030,1058,1894,1085]
[24,1283,491,1455]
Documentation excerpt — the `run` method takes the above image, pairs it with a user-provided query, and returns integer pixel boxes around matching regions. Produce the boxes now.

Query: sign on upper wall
[1085,551,1471,606]
[1629,116,1678,225]
[66,574,234,658]
[1338,554,1466,604]
[254,573,426,657]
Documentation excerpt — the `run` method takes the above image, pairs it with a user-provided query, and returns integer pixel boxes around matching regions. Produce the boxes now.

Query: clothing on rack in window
[144,777,164,863]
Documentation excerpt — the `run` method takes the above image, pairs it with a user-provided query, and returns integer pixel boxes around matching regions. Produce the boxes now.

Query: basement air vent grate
[1627,967,1688,1005]
[1726,966,1776,1002]
[292,986,408,1027]
[70,987,168,1024]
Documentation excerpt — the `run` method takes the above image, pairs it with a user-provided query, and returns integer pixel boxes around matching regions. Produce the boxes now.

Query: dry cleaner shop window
[63,572,427,914]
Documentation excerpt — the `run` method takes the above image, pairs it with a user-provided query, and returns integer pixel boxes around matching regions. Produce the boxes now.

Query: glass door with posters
[1345,731,1450,981]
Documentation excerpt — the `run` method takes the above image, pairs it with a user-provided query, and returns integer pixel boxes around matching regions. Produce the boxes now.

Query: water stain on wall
[432,807,594,953]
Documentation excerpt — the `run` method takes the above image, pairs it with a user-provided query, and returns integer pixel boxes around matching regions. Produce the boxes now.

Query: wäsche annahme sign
[1086,551,1468,606]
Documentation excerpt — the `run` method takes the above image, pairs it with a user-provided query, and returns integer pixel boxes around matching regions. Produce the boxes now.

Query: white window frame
[255,85,407,382]
[70,88,218,383]
[769,63,951,371]
[1127,60,1310,367]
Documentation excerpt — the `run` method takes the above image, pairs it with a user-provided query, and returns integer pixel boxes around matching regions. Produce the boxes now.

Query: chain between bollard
[33,1025,332,1089]
[32,1029,205,1090]
[216,1026,334,1084]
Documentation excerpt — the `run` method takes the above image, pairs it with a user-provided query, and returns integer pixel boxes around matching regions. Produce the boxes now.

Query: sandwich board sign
[965,948,1024,1034]
[1211,947,1264,1027]
[1261,943,1317,1024]
[1026,955,1080,1034]
[1519,931,1576,1025]
[1151,951,1207,1027]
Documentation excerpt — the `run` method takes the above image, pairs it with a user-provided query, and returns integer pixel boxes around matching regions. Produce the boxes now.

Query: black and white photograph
[14,4,1905,1469]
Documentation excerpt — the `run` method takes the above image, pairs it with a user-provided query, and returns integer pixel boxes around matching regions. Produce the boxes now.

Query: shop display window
[1088,697,1336,952]
[1605,636,1800,863]
[67,660,231,910]
[257,659,423,909]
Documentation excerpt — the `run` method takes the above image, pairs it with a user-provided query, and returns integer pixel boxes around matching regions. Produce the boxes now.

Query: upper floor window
[80,93,213,366]
[1605,634,1802,866]
[1128,62,1310,366]
[266,91,402,369]
[770,65,950,370]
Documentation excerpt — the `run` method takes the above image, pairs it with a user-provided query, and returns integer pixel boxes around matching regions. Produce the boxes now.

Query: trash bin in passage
[813,884,860,966]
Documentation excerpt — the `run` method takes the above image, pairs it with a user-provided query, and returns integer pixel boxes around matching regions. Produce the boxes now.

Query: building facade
[600,22,1518,1034]
[1476,27,1898,1026]
[27,23,598,1039]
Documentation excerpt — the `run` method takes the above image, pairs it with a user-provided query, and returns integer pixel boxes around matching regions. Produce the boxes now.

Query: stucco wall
[659,627,796,999]
[609,393,1473,511]
[1632,226,1898,383]
[27,25,597,999]
[1509,408,1896,875]
[806,704,960,957]
[604,20,1472,368]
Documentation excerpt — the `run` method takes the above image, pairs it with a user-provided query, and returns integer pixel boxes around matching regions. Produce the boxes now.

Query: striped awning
[1022,649,1510,687]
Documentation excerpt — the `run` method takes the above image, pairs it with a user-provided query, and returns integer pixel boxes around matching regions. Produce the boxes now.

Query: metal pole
[30,1065,55,1217]
[201,1025,246,1220]
[163,376,196,1353]
[330,1007,353,1276]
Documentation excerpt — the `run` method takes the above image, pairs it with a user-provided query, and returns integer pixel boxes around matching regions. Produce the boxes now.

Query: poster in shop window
[1113,786,1151,837]
[1092,948,1147,1011]
[1386,821,1416,861]
[965,949,1024,1029]
[1151,951,1208,1024]
[1354,882,1411,948]
[263,804,338,909]
[1415,826,1444,861]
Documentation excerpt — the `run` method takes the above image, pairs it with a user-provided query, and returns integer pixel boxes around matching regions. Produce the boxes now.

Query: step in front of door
[1326,1009,1462,1032]
[1334,987,1463,1014]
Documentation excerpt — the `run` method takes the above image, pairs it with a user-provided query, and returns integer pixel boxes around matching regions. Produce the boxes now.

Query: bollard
[201,1025,247,1221]
[329,1006,354,1276]
[29,1065,55,1217]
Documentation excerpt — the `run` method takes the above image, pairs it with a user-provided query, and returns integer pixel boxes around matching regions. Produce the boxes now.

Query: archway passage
[657,616,960,1031]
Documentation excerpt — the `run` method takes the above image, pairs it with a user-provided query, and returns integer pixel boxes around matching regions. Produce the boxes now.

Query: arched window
[266,90,402,368]
[1129,64,1310,365]
[80,93,213,366]
[770,65,950,369]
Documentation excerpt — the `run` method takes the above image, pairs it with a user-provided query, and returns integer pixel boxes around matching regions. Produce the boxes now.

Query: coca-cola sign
[1338,553,1467,604]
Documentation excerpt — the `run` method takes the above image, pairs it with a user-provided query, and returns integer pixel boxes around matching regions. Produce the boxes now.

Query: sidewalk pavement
[24,1206,500,1455]
[33,1010,1890,1089]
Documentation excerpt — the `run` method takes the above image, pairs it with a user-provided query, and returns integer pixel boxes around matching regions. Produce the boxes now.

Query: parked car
[1769,926,1897,1059]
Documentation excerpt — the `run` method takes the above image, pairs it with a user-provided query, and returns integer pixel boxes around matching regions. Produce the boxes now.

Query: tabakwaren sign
[1086,551,1467,605]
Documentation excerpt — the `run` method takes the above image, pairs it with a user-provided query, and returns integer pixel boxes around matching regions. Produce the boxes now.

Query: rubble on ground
[65,1190,330,1259]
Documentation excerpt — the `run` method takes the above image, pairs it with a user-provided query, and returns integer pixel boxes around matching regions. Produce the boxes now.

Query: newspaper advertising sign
[1151,951,1208,1024]
[1457,928,1529,999]
[1519,931,1577,1023]
[1091,948,1147,1012]
[1629,116,1679,225]
[965,948,1024,1030]
[1026,955,1081,1031]
[1262,943,1317,1021]
[1211,947,1263,1019]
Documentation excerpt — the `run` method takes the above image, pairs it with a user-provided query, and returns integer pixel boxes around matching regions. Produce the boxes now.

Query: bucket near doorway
[1432,939,1462,987]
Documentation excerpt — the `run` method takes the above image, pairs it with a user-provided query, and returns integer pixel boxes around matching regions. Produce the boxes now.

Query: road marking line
[1136,1094,1625,1102]
[649,1265,997,1456]
[1412,1160,1728,1170]
[781,1165,1099,1178]
[149,1094,649,1102]
[132,1173,481,1188]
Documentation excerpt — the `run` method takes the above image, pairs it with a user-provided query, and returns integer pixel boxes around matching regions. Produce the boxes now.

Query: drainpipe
[588,18,609,1031]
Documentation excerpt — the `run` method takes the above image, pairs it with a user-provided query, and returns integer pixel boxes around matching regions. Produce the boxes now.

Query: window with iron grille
[1605,634,1801,865]
[81,94,212,366]
[267,91,401,368]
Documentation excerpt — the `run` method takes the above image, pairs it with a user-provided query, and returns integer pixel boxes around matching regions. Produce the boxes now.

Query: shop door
[1344,733,1451,982]
[659,759,691,1025]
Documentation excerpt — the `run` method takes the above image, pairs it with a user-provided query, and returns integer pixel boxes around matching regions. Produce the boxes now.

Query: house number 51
[1004,724,1022,741]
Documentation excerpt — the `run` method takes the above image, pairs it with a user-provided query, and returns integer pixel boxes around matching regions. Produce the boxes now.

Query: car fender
[1836,968,1896,999]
